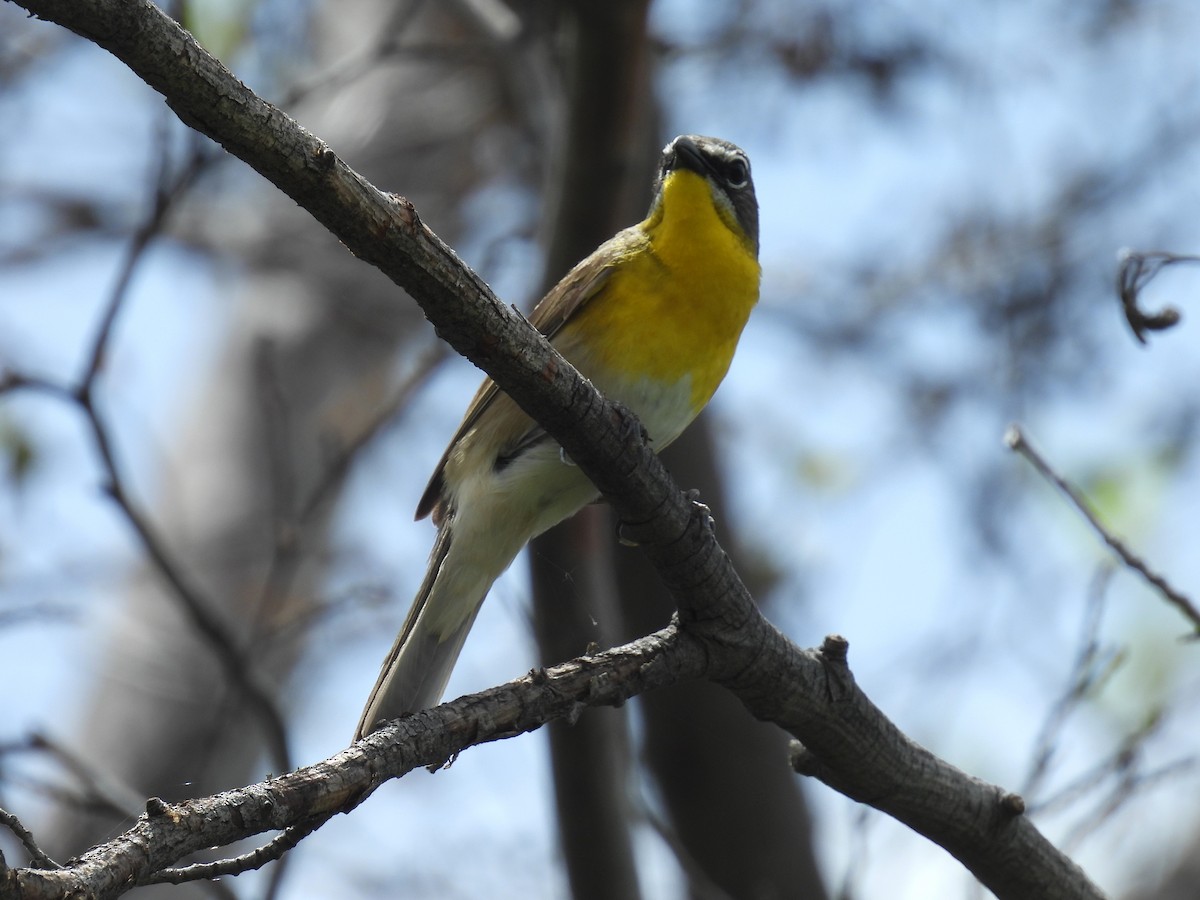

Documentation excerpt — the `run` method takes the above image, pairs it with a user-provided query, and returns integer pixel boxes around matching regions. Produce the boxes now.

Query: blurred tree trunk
[618,427,828,900]
[527,3,656,898]
[43,0,540,886]
[527,2,828,898]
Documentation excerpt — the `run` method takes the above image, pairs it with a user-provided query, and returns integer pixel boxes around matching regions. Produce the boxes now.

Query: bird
[355,134,760,739]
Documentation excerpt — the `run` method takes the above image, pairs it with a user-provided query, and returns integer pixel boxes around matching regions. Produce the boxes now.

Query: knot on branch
[816,634,857,705]
[309,143,337,172]
[385,192,419,228]
[787,739,822,778]
[819,633,850,666]
[999,791,1026,818]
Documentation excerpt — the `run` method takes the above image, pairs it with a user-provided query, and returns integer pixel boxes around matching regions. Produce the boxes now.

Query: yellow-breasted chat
[355,134,760,739]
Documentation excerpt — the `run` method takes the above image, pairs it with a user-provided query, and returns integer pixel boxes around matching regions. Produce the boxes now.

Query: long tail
[354,524,488,740]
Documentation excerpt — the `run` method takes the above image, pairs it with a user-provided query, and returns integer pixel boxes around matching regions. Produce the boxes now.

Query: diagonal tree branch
[5,2,1107,899]
[1006,424,1200,634]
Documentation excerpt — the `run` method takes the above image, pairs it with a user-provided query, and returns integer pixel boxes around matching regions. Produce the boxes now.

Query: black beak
[667,136,710,178]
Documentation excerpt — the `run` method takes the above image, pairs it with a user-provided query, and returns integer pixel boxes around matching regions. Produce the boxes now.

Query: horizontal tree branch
[4,1,1106,898]
[5,629,696,899]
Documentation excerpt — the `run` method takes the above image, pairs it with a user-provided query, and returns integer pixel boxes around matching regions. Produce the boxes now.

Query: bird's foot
[610,401,651,446]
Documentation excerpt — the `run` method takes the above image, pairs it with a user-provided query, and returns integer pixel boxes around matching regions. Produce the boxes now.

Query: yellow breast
[561,168,761,418]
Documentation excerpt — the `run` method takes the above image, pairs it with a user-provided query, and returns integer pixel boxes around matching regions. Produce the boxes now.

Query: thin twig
[78,129,214,393]
[1115,248,1197,343]
[1021,564,1123,800]
[0,806,60,870]
[80,391,293,772]
[243,342,446,653]
[635,794,734,900]
[26,732,147,823]
[143,814,331,886]
[274,0,508,109]
[2,128,292,900]
[0,144,294,774]
[1062,754,1197,852]
[1005,424,1200,635]
[241,342,447,684]
[1028,710,1166,819]
[299,342,447,522]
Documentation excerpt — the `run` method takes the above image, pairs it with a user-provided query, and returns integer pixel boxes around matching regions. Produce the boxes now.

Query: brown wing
[414,235,632,522]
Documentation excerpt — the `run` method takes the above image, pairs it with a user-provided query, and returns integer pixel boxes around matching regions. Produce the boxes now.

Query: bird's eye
[726,157,749,189]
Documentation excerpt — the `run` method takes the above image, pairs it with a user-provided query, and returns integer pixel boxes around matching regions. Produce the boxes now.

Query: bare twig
[1005,424,1200,634]
[144,814,328,886]
[0,807,60,870]
[26,733,146,823]
[0,177,294,776]
[0,733,143,831]
[8,627,695,898]
[1115,248,1197,343]
[299,342,447,523]
[1021,565,1124,800]
[276,0,428,108]
[79,391,293,774]
[1028,704,1195,849]
[636,796,733,900]
[76,123,211,392]
[1062,754,1197,852]
[245,341,446,655]
[834,807,873,900]
[1,114,294,774]
[277,0,521,110]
